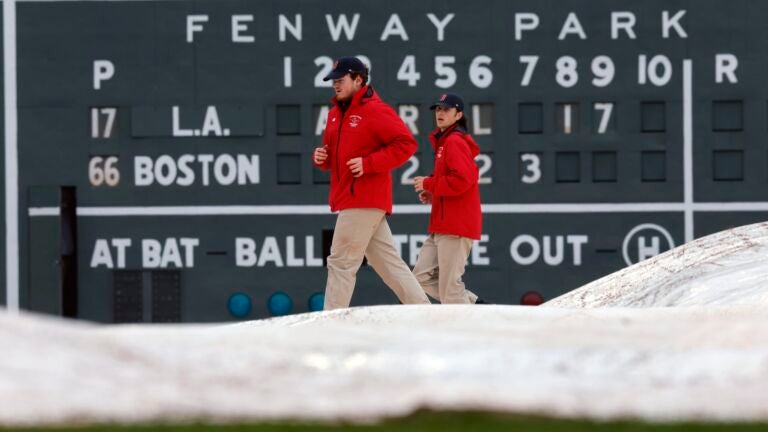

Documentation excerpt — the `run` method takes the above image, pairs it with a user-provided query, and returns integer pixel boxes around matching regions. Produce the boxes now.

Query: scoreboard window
[591,102,616,134]
[555,152,581,183]
[592,152,617,183]
[641,102,666,133]
[277,153,302,185]
[555,102,579,135]
[712,101,744,132]
[471,103,494,136]
[712,150,744,182]
[276,104,302,136]
[641,151,667,182]
[518,103,544,134]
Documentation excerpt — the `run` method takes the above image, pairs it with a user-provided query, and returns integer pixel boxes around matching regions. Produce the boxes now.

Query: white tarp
[1,305,767,426]
[1,222,767,426]
[546,221,768,308]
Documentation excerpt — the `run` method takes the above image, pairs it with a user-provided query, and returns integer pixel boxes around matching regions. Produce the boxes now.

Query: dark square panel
[712,101,743,132]
[555,152,580,183]
[641,151,666,182]
[641,102,666,132]
[518,103,543,134]
[276,105,301,135]
[592,151,617,182]
[713,150,744,181]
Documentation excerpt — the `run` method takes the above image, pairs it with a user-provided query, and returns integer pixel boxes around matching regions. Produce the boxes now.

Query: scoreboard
[3,0,768,322]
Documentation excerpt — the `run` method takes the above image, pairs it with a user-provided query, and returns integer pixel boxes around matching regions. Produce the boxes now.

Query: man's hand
[413,176,428,193]
[418,190,432,204]
[313,146,328,165]
[347,157,364,177]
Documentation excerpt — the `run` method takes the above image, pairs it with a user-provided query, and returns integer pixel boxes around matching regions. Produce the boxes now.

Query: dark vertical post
[60,187,78,318]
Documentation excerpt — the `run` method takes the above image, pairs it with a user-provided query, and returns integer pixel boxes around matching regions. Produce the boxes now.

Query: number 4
[397,55,421,87]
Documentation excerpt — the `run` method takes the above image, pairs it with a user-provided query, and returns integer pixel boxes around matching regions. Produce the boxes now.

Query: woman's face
[434,106,463,130]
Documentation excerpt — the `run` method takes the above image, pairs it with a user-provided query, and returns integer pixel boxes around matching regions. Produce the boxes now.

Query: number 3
[520,153,541,184]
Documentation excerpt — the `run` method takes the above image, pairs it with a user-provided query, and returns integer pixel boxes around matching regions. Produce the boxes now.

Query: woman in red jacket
[413,93,483,304]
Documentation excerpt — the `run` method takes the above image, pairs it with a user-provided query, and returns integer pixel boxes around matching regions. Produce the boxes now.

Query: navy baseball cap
[323,56,368,81]
[430,93,464,112]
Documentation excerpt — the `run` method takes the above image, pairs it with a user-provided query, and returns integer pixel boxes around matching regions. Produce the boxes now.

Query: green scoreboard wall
[2,0,767,321]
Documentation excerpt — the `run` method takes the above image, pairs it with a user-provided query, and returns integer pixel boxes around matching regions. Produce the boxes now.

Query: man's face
[333,74,361,101]
[435,106,463,130]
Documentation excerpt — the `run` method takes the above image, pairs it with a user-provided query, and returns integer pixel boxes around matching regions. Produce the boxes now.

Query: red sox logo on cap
[440,94,447,101]
[333,60,339,70]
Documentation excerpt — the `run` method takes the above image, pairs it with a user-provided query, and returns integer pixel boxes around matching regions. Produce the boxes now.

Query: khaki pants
[324,208,431,310]
[413,233,477,304]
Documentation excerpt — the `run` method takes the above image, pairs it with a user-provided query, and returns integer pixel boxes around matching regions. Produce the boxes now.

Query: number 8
[556,56,578,88]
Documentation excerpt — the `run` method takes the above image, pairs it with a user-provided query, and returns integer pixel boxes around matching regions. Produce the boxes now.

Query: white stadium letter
[186,15,208,43]
[515,13,539,40]
[93,60,115,90]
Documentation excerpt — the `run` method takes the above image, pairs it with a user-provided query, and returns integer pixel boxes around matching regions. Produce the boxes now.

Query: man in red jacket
[312,56,430,310]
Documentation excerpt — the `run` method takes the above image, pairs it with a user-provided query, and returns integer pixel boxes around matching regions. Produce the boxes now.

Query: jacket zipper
[335,110,346,182]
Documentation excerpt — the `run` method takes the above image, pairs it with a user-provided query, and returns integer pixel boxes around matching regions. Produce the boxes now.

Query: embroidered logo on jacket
[436,146,444,159]
[349,115,363,128]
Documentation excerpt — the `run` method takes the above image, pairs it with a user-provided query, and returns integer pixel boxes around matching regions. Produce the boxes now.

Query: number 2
[475,154,493,184]
[400,156,420,184]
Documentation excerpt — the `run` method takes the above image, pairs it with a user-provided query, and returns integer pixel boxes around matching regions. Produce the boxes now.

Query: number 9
[591,56,615,87]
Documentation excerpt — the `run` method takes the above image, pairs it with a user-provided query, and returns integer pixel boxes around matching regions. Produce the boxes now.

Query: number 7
[519,56,539,87]
[594,102,613,134]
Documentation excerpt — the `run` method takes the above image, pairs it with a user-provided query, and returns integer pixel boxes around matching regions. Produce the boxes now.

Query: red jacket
[314,85,417,214]
[422,125,482,240]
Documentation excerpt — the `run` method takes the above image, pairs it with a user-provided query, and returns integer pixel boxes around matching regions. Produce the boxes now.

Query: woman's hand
[418,190,433,204]
[413,176,427,192]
